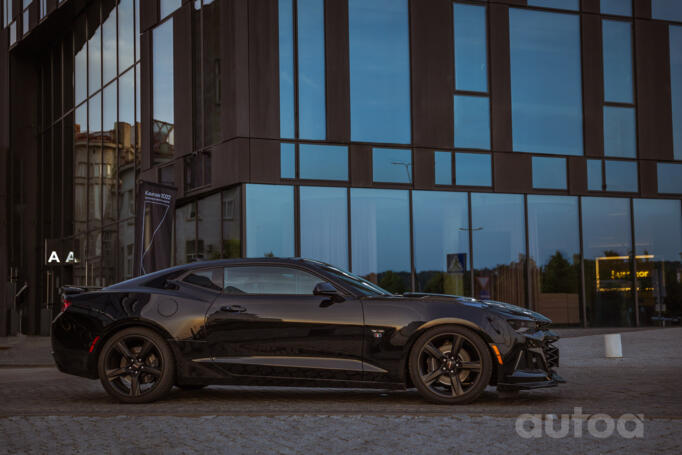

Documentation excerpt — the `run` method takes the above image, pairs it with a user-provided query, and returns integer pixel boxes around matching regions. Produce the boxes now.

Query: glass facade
[300,187,349,269]
[373,148,412,184]
[532,157,567,190]
[509,8,583,155]
[455,153,491,187]
[152,18,174,165]
[671,26,682,160]
[657,163,682,194]
[652,0,682,22]
[245,184,294,258]
[600,0,632,16]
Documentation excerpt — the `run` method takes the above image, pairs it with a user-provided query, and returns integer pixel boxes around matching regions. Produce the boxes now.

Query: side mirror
[313,282,344,301]
[164,279,180,290]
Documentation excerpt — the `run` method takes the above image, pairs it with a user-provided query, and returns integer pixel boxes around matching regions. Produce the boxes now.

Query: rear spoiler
[60,285,103,298]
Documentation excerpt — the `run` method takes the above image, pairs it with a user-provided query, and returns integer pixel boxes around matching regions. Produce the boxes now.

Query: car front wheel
[409,325,492,404]
[97,327,175,403]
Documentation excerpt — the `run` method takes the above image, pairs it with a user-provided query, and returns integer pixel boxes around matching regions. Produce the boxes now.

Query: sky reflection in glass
[297,0,326,140]
[455,153,491,187]
[670,26,682,160]
[453,3,487,93]
[603,106,637,158]
[532,157,567,190]
[300,187,348,269]
[605,160,638,192]
[279,0,295,138]
[657,163,682,194]
[602,20,633,104]
[246,184,294,258]
[434,152,452,185]
[454,95,490,149]
[373,148,412,183]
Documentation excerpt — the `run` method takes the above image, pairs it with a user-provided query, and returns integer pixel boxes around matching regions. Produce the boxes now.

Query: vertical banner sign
[135,181,177,276]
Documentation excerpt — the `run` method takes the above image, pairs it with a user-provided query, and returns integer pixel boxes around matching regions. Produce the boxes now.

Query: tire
[97,327,175,403]
[177,384,207,391]
[408,325,492,404]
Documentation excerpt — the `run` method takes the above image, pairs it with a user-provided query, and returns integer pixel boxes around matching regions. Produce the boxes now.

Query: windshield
[312,262,393,297]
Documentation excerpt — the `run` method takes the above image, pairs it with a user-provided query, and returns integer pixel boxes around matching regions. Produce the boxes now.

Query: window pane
[671,26,682,160]
[89,21,102,96]
[657,162,682,193]
[582,197,634,326]
[434,151,452,185]
[119,68,135,145]
[471,193,526,308]
[605,160,638,192]
[224,266,323,295]
[532,157,567,190]
[602,20,633,104]
[246,184,294,258]
[633,199,682,325]
[160,0,181,19]
[600,0,632,16]
[118,0,135,72]
[509,9,583,155]
[527,195,581,324]
[103,82,117,224]
[153,19,174,164]
[652,0,682,22]
[278,0,295,138]
[222,186,242,258]
[351,188,410,293]
[175,203,196,264]
[453,3,487,93]
[184,268,223,290]
[372,148,412,183]
[527,0,579,10]
[74,104,88,235]
[604,106,637,158]
[349,0,411,144]
[300,144,348,180]
[454,95,490,149]
[280,143,295,179]
[102,3,117,84]
[413,191,470,296]
[300,186,349,269]
[587,159,603,191]
[298,0,326,140]
[198,193,222,260]
[455,152,491,187]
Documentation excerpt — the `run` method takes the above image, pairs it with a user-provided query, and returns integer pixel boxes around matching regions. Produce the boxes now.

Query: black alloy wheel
[409,325,492,404]
[97,327,175,403]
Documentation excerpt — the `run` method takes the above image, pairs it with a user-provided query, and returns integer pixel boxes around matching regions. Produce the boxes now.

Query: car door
[204,264,365,381]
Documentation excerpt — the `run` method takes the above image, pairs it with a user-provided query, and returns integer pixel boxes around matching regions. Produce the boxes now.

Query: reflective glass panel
[604,106,637,158]
[153,19,174,164]
[434,151,452,185]
[633,199,682,325]
[601,0,632,16]
[602,20,633,104]
[118,219,135,280]
[224,266,323,295]
[587,159,603,191]
[527,195,581,324]
[198,193,222,260]
[103,82,117,225]
[532,157,567,190]
[298,0,326,140]
[454,95,490,150]
[453,3,487,93]
[222,186,242,258]
[75,20,87,104]
[89,22,101,96]
[412,191,470,296]
[160,0,181,19]
[657,162,682,193]
[88,92,102,223]
[605,160,637,192]
[280,143,295,179]
[278,0,295,138]
[509,9,583,155]
[102,3,117,84]
[175,202,196,264]
[74,104,88,235]
[582,197,634,326]
[671,26,682,159]
[349,0,411,144]
[300,186,349,269]
[527,0,579,10]
[351,188,411,293]
[246,184,294,258]
[652,0,682,22]
[455,153,491,187]
[373,148,412,183]
[118,0,135,72]
[471,193,526,308]
[300,144,348,181]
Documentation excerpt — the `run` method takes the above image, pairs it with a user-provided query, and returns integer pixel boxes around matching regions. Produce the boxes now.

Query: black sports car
[52,258,563,404]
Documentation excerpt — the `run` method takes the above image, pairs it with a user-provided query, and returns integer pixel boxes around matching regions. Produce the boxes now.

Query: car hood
[401,292,552,324]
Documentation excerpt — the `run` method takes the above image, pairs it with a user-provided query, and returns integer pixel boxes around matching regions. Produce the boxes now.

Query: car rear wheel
[409,325,492,404]
[97,327,175,403]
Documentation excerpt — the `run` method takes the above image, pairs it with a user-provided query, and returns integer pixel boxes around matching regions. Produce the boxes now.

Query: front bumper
[496,329,564,390]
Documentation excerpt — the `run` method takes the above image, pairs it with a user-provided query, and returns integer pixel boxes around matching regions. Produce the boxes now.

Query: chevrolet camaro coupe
[52,258,563,404]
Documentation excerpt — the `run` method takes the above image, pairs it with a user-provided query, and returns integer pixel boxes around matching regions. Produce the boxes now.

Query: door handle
[221,304,247,313]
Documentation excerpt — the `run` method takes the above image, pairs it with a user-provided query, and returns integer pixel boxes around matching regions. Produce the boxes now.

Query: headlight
[507,319,537,333]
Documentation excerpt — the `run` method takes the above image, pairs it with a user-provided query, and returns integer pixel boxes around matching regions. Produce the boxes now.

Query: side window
[183,268,223,291]
[223,266,325,295]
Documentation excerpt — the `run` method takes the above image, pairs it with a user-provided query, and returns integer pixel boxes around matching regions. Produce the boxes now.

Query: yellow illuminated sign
[595,255,654,292]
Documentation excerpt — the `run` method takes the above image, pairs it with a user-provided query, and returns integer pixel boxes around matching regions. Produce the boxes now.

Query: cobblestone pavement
[0,328,681,453]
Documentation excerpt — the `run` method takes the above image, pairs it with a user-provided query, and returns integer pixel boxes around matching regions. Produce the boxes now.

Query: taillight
[61,298,72,312]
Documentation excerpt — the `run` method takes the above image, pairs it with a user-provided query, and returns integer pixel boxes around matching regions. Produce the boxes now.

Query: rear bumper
[51,312,99,379]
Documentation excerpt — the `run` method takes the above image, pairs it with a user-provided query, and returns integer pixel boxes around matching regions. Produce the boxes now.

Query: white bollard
[604,333,623,358]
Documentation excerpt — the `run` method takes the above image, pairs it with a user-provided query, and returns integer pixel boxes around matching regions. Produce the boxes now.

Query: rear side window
[223,266,324,295]
[183,268,223,291]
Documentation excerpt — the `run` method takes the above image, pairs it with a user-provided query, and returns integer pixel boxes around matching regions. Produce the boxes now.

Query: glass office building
[1,0,681,334]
